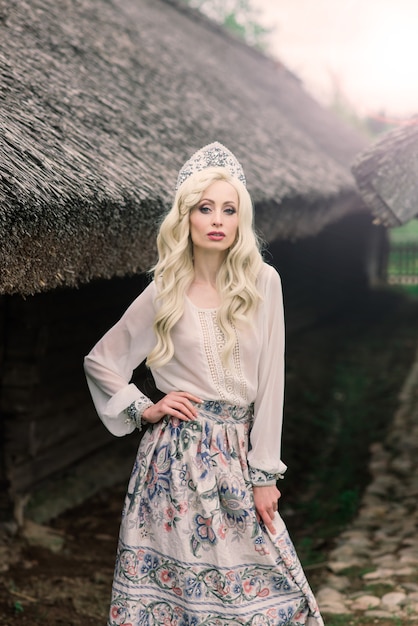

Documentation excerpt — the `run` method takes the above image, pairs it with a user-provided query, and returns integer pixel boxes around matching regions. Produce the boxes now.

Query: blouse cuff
[249,463,287,486]
[101,384,153,436]
[125,397,154,432]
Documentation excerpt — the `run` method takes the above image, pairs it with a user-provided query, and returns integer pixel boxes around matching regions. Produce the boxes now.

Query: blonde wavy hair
[146,167,264,369]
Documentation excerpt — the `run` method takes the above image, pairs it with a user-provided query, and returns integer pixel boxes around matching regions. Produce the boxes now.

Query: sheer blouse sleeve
[83,282,157,437]
[248,265,288,485]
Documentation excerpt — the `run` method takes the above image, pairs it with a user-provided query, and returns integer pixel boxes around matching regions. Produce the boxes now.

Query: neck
[192,248,226,286]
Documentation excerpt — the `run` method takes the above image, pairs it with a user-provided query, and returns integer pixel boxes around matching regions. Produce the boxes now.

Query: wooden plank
[0,296,11,522]
[5,404,98,456]
[7,423,125,492]
[25,437,139,523]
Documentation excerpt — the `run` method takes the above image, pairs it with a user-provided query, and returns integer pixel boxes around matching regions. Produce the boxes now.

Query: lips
[207,231,225,240]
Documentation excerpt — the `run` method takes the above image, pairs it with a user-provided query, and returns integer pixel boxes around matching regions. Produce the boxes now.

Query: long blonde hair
[146,167,263,369]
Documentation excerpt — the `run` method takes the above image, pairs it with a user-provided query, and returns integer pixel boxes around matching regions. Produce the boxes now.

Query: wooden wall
[0,296,10,521]
[0,273,152,524]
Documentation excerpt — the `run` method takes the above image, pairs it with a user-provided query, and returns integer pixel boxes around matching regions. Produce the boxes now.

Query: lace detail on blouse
[198,310,248,405]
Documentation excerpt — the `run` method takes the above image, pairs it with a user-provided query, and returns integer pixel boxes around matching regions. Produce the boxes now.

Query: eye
[198,204,211,214]
[224,207,237,215]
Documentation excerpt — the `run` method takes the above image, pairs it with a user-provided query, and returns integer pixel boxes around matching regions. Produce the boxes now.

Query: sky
[253,0,418,117]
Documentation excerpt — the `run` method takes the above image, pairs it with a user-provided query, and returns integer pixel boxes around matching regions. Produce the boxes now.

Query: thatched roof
[352,123,418,227]
[0,0,368,295]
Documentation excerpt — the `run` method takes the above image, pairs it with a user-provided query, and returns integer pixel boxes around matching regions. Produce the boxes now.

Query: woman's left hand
[252,484,281,534]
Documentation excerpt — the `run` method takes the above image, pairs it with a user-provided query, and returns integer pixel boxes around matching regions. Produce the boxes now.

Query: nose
[211,209,223,226]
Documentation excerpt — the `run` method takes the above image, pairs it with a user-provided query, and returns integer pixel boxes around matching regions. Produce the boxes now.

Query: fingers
[253,485,280,535]
[256,503,276,534]
[150,391,203,422]
[168,392,203,420]
[261,511,277,535]
[179,391,204,404]
[255,504,277,534]
[167,400,197,421]
[173,392,203,419]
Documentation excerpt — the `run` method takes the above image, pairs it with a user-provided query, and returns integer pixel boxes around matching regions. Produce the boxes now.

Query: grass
[324,616,405,626]
[364,583,397,596]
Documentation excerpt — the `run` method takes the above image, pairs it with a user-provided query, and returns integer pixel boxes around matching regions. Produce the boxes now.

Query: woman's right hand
[142,391,203,424]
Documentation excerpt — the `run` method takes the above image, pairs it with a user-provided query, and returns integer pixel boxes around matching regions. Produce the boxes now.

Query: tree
[181,0,270,50]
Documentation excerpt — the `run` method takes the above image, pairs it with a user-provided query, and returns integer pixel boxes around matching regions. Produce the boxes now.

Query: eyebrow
[198,197,237,206]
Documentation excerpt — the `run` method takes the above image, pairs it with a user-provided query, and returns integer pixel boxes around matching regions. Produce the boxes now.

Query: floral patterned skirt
[108,401,323,626]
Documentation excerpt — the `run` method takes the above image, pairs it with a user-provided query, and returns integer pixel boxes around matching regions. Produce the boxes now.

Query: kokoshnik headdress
[176,142,246,190]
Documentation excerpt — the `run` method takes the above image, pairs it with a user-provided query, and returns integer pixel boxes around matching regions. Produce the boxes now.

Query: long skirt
[108,401,324,626]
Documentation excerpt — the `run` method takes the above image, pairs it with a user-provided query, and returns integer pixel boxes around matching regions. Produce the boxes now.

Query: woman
[84,142,323,626]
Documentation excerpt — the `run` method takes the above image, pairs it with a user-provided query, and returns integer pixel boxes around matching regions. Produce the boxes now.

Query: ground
[0,487,122,625]
[1,287,418,625]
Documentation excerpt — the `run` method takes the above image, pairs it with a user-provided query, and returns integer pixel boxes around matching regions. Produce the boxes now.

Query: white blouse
[84,262,287,480]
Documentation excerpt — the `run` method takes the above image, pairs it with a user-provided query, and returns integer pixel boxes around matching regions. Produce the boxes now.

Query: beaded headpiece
[176,142,246,190]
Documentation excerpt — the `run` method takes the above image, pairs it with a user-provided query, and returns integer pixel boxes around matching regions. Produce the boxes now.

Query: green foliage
[14,601,24,614]
[389,218,418,243]
[399,284,418,298]
[387,218,418,297]
[181,0,271,49]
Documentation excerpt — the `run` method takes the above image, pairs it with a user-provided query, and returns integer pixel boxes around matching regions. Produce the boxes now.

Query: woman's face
[189,180,239,254]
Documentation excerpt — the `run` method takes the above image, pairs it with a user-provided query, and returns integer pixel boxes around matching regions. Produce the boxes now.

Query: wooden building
[0,0,380,525]
[352,123,418,227]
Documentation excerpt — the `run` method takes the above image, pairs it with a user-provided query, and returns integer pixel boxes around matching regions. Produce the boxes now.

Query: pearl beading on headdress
[176,142,246,190]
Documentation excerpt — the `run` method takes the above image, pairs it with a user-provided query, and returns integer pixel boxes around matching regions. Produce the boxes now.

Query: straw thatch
[0,0,368,295]
[352,123,418,227]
